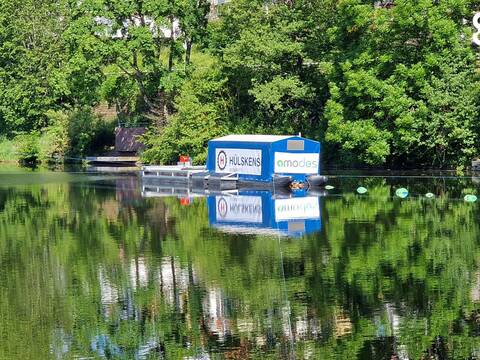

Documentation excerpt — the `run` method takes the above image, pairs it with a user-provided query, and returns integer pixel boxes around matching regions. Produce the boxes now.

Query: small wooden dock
[86,165,140,173]
[86,156,140,165]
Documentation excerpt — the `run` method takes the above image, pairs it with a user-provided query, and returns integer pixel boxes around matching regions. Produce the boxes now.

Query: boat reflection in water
[141,177,324,237]
[208,190,322,237]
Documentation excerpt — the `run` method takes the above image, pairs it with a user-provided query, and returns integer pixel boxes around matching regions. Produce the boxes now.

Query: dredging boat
[141,135,327,191]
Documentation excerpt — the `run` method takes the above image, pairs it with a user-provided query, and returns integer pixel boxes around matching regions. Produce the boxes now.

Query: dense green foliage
[142,53,229,165]
[1,0,480,166]
[0,109,115,163]
[1,173,480,358]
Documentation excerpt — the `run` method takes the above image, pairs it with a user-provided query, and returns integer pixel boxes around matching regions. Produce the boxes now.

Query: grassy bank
[0,138,18,163]
[0,109,115,165]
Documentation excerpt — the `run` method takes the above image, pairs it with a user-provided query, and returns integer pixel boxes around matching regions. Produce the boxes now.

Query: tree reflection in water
[0,173,479,359]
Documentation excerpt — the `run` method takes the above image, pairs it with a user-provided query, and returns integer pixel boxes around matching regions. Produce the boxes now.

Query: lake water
[1,167,480,359]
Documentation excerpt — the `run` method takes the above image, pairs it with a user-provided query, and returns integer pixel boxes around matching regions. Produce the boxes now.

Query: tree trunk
[185,39,192,66]
[168,15,174,71]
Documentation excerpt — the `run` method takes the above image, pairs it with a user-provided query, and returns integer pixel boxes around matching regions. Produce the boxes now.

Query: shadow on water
[1,169,480,358]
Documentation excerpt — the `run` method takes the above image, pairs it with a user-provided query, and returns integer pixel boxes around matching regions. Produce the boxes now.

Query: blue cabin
[206,135,321,182]
[207,191,322,237]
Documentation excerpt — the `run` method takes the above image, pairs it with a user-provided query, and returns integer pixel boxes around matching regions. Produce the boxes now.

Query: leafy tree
[1,0,480,168]
[200,0,480,168]
[68,0,211,126]
[0,0,70,134]
[142,53,229,164]
[210,0,321,134]
[321,0,480,167]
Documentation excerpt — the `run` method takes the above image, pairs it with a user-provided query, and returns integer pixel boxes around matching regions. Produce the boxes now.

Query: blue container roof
[211,135,297,143]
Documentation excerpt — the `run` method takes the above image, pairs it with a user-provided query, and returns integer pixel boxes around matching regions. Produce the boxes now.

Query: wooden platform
[142,165,238,191]
[86,166,140,173]
[141,165,298,191]
[141,165,208,179]
[85,156,140,164]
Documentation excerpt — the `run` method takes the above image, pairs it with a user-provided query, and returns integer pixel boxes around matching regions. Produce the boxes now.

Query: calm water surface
[1,167,480,359]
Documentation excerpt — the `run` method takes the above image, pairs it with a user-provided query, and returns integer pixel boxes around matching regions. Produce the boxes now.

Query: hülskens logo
[215,148,262,175]
[218,198,262,218]
[217,150,227,170]
[228,155,261,167]
[217,197,228,218]
[215,196,263,223]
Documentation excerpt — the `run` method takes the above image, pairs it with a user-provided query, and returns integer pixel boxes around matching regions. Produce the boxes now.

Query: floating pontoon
[86,156,140,165]
[141,135,327,191]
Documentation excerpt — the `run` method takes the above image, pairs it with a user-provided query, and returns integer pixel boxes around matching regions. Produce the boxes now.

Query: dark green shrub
[39,110,70,162]
[15,132,40,164]
[68,108,114,157]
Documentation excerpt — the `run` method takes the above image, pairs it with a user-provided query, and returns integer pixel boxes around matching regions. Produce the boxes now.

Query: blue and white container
[206,135,321,182]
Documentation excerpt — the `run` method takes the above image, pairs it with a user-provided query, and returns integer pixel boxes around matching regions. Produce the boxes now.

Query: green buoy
[464,194,478,203]
[425,192,435,198]
[356,186,367,194]
[325,185,335,190]
[395,188,409,199]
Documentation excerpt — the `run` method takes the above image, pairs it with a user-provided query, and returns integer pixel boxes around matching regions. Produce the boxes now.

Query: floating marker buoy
[464,194,478,203]
[325,185,335,190]
[357,186,368,194]
[395,188,409,199]
[425,193,435,198]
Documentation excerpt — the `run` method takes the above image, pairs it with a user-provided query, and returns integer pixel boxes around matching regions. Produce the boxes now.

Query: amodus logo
[274,197,320,221]
[276,201,317,214]
[276,158,318,169]
[274,152,319,174]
